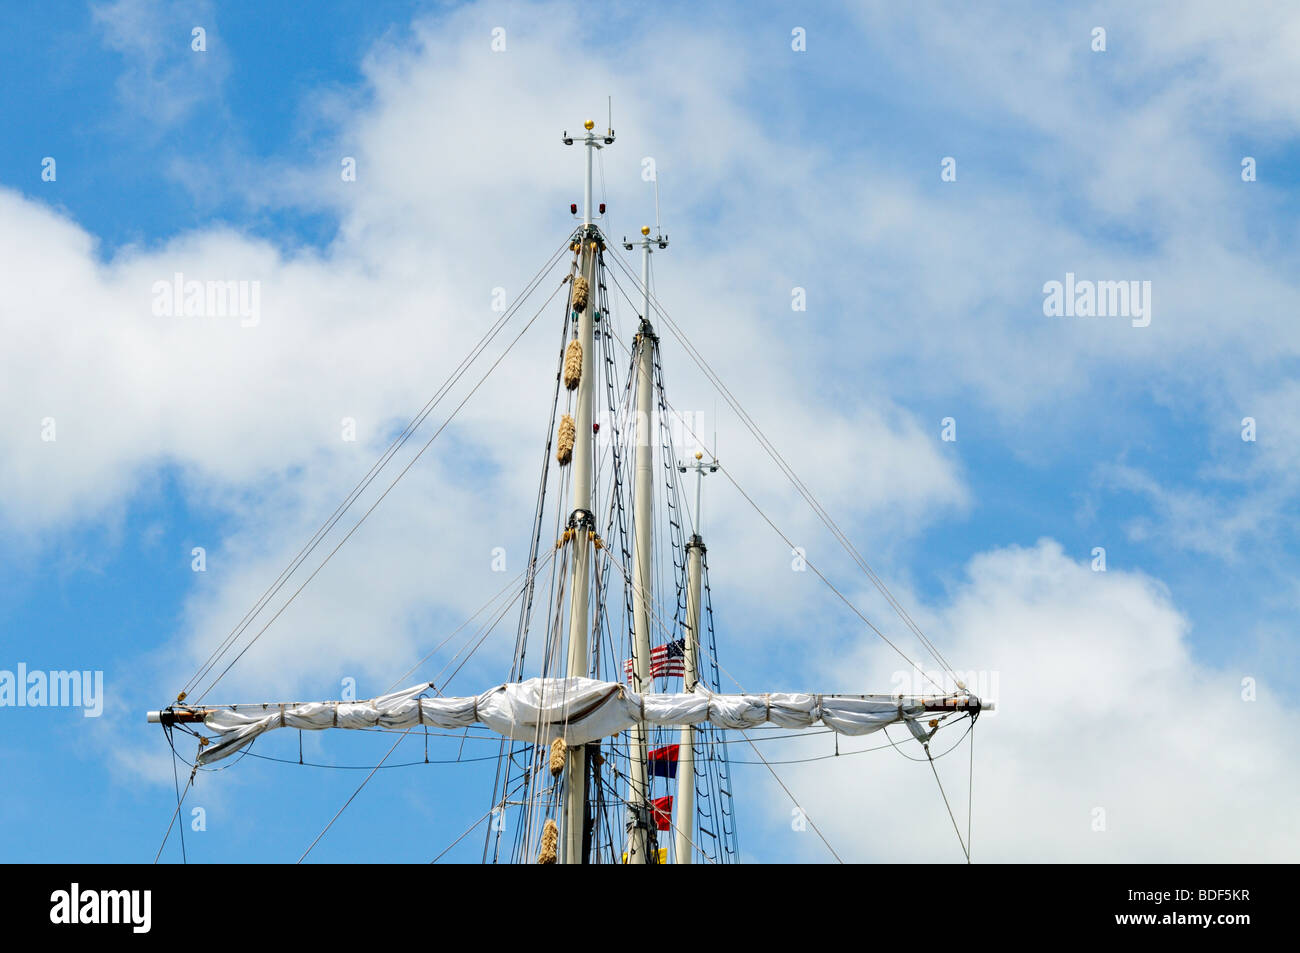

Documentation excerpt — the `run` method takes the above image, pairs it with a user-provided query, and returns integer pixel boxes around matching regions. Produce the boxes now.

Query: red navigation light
[598,203,606,214]
[593,423,600,433]
[570,203,577,215]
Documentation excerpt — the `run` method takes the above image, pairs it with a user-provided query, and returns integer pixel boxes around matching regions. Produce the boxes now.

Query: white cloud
[1095,463,1281,561]
[759,540,1298,861]
[6,0,1298,862]
[92,0,228,127]
[0,5,971,708]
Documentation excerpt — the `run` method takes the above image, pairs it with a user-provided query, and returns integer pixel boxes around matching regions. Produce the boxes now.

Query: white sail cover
[195,676,931,765]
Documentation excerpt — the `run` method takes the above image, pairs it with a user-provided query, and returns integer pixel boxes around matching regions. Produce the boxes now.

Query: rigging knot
[625,802,652,834]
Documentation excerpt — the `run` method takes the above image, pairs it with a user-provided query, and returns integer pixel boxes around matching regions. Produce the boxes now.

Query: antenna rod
[584,137,593,227]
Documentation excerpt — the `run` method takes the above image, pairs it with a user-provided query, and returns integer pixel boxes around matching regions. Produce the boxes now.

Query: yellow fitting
[549,737,566,777]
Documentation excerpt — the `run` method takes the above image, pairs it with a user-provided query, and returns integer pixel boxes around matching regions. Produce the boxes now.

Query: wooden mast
[559,117,611,863]
[675,451,715,862]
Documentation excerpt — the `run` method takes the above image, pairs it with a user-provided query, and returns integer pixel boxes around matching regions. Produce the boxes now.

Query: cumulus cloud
[5,0,1297,862]
[92,0,228,127]
[760,540,1298,861]
[0,3,970,707]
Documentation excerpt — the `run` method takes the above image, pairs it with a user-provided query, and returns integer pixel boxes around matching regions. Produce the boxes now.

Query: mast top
[679,451,719,539]
[561,116,614,227]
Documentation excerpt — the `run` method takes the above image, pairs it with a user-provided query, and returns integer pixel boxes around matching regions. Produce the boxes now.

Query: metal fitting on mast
[678,451,719,539]
[561,119,614,227]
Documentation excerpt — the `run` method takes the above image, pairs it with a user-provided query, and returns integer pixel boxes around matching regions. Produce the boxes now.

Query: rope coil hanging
[538,818,559,864]
[556,414,575,465]
[571,275,589,313]
[563,339,582,390]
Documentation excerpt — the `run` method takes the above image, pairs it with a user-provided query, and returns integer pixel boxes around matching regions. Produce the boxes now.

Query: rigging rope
[738,728,844,864]
[297,727,412,863]
[194,275,570,703]
[926,747,970,863]
[383,552,555,694]
[181,239,572,702]
[170,730,187,864]
[604,251,962,689]
[485,284,578,862]
[968,717,975,863]
[153,726,195,864]
[437,775,533,863]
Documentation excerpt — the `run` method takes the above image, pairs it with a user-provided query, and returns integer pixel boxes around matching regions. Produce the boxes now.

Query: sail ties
[191,678,950,765]
[563,339,582,390]
[899,700,934,746]
[556,414,575,465]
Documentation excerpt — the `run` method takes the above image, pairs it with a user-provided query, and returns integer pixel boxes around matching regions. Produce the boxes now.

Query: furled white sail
[192,676,943,765]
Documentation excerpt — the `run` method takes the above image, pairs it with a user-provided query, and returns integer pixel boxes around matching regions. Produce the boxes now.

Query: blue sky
[2,0,1299,863]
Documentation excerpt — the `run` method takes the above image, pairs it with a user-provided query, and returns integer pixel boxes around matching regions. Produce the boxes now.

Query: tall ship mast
[148,117,990,865]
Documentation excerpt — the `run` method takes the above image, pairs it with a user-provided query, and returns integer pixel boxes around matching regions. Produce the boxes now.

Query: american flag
[623,639,686,682]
